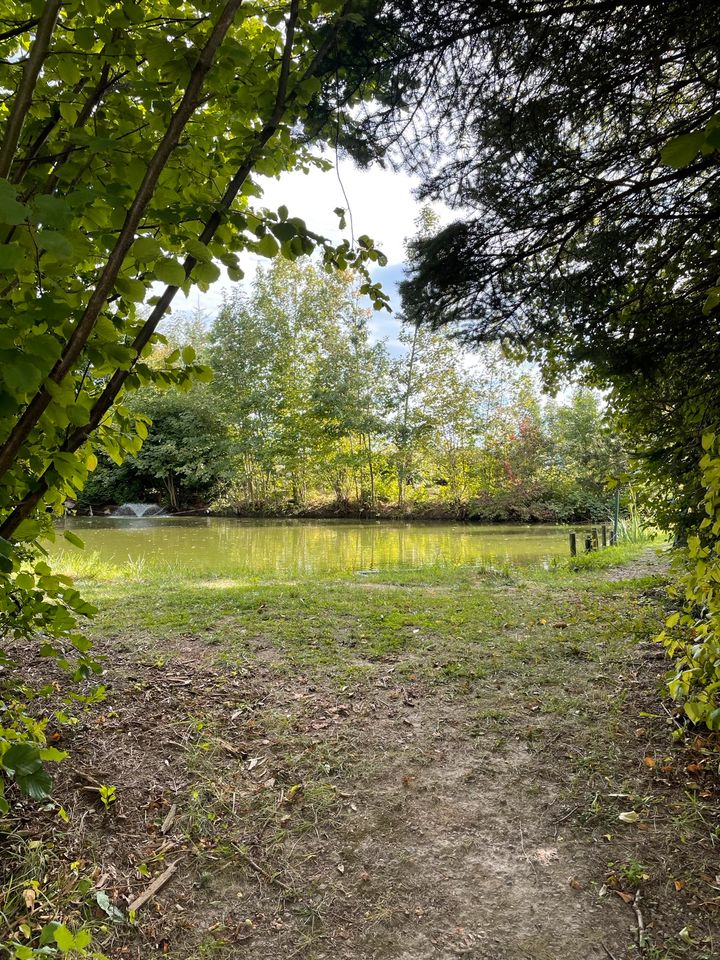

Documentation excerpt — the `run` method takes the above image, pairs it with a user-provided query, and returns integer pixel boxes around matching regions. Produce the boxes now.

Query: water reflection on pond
[49,517,580,577]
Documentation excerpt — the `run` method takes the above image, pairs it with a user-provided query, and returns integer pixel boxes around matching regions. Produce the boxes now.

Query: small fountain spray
[113,503,166,517]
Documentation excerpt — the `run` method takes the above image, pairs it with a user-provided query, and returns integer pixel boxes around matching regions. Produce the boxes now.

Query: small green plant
[617,857,650,887]
[98,784,116,810]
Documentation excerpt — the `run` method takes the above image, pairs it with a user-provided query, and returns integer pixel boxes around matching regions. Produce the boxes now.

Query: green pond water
[49,517,582,577]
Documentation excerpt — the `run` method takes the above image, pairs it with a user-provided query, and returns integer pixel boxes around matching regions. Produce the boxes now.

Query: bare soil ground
[2,550,719,960]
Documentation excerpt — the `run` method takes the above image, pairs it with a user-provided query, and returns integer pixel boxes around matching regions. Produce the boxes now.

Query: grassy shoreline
[3,544,718,960]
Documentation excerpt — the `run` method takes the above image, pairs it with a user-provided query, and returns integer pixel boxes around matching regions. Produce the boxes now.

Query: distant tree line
[83,253,625,522]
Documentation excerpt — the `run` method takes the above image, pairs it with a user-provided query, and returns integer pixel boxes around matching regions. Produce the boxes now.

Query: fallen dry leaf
[618,810,640,823]
[643,756,656,768]
[614,890,635,905]
[22,888,36,910]
[674,879,685,891]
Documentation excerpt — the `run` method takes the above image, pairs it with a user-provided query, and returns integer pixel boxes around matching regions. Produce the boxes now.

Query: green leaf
[270,221,296,243]
[132,236,162,261]
[2,357,42,395]
[18,765,53,801]
[40,921,62,946]
[63,530,85,549]
[185,238,211,262]
[74,928,93,950]
[0,242,28,271]
[95,890,124,922]
[182,345,196,364]
[39,747,69,762]
[193,260,221,284]
[74,27,95,50]
[146,40,175,68]
[2,742,41,777]
[38,230,74,258]
[0,180,28,225]
[31,194,73,229]
[53,925,76,951]
[154,258,186,286]
[116,277,147,301]
[660,131,705,169]
[707,708,720,731]
[257,234,279,258]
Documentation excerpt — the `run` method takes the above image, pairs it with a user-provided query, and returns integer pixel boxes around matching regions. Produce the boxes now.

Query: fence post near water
[569,531,577,557]
[601,524,607,547]
[584,534,593,553]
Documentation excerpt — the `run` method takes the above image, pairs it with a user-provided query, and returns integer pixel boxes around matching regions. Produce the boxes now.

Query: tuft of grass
[561,541,657,572]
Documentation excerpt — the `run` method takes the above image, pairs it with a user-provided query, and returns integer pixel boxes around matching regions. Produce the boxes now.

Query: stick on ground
[127,861,179,914]
[160,803,177,835]
[633,891,646,948]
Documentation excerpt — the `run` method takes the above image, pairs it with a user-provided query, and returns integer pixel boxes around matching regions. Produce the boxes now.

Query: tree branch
[0,18,41,43]
[0,0,62,179]
[0,0,243,485]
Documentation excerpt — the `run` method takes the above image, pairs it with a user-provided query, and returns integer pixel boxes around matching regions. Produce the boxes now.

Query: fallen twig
[601,944,619,960]
[127,861,179,914]
[553,805,580,837]
[233,845,292,893]
[71,767,103,788]
[633,890,646,949]
[160,803,177,835]
[554,805,580,825]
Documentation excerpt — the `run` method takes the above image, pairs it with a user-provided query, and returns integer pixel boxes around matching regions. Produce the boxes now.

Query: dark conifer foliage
[364,1,719,380]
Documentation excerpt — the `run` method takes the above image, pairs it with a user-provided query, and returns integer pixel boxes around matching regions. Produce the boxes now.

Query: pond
[48,517,584,578]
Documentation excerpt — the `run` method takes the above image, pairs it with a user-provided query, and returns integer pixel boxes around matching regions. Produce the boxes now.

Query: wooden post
[613,486,620,544]
[591,526,599,550]
[584,535,593,553]
[601,524,607,547]
[569,531,577,556]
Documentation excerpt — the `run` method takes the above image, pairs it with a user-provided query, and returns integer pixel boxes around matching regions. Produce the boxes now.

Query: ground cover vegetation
[82,250,625,522]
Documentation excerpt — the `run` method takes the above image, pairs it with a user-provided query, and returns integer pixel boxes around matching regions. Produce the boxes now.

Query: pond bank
[3,546,717,960]
[78,500,617,525]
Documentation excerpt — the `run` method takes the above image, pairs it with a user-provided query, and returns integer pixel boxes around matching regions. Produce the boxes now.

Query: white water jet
[113,502,165,518]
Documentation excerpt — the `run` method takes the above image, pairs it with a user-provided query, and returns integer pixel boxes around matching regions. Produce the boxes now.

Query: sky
[172,155,455,353]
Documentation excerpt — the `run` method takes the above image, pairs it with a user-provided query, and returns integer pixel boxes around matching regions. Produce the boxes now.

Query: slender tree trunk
[365,433,376,507]
[398,324,419,508]
[165,471,179,512]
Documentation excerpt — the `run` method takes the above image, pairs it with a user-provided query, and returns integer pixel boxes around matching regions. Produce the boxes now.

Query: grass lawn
[2,544,719,960]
